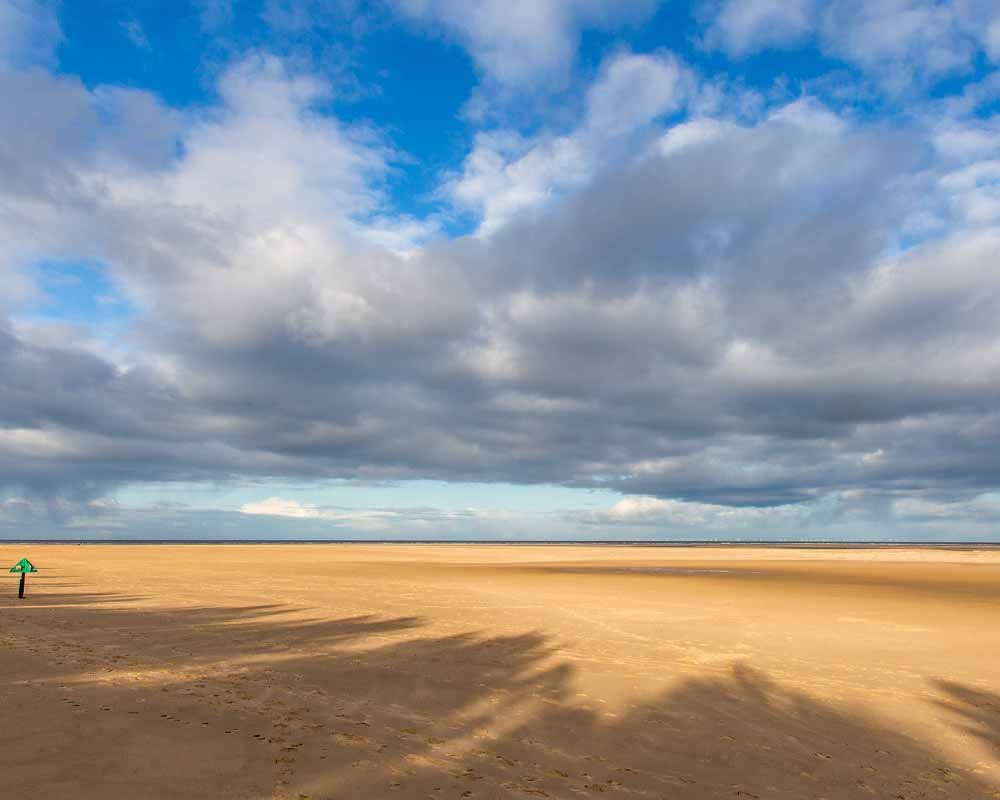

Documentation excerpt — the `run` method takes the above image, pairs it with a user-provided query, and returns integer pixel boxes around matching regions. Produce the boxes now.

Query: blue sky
[3,0,1000,540]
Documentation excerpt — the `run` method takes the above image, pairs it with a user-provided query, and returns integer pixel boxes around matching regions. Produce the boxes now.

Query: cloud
[120,19,150,50]
[448,50,691,235]
[892,493,1000,521]
[194,0,234,30]
[704,0,1000,90]
[236,496,549,537]
[241,497,324,518]
[0,0,60,67]
[703,0,814,56]
[595,494,813,529]
[3,3,1000,542]
[603,495,673,521]
[392,0,658,86]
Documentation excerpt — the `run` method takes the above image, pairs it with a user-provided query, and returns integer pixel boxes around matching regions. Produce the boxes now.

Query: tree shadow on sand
[931,678,1000,760]
[295,662,999,800]
[3,594,998,799]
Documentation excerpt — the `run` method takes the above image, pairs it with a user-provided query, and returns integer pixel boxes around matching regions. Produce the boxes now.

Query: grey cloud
[477,109,920,303]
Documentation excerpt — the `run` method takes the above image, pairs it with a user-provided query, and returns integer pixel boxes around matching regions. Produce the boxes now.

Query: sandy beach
[2,544,998,799]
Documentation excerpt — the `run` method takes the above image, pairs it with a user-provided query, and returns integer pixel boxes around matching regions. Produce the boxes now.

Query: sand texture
[2,544,999,799]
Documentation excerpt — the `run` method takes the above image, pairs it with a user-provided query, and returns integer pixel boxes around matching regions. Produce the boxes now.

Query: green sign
[9,558,37,574]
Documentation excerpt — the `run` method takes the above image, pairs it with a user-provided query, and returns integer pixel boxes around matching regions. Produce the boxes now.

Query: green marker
[9,558,37,599]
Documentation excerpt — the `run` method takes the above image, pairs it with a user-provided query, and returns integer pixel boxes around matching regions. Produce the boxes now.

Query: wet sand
[2,544,998,799]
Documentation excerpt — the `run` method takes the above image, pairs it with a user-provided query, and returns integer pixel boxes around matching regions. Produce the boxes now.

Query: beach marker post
[9,558,37,599]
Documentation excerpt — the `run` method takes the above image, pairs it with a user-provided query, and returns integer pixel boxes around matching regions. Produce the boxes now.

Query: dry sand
[2,544,998,799]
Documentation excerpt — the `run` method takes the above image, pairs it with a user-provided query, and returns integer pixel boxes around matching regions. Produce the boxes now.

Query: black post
[18,572,25,599]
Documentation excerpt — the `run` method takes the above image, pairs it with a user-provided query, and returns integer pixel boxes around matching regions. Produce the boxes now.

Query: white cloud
[165,55,386,227]
[393,0,657,86]
[236,496,534,535]
[605,495,673,520]
[240,497,322,518]
[598,495,812,528]
[447,50,691,235]
[584,50,688,139]
[704,0,814,56]
[448,130,586,236]
[933,116,1000,228]
[658,117,732,156]
[705,0,1000,89]
[822,1,978,88]
[238,497,405,529]
[933,117,1000,162]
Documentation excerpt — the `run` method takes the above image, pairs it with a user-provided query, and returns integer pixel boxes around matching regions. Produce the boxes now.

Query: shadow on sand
[932,678,1000,760]
[2,591,997,799]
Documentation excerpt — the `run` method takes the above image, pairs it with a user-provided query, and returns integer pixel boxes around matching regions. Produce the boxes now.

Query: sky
[2,0,1000,541]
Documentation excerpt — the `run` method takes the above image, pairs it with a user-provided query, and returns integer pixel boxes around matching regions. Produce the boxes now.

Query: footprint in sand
[501,783,549,797]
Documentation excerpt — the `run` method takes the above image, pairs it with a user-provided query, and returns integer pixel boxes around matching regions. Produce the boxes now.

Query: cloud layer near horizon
[2,0,1000,538]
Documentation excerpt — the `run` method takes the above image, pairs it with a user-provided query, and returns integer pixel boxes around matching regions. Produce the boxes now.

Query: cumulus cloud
[705,0,1000,90]
[704,0,814,56]
[448,50,691,234]
[392,0,658,86]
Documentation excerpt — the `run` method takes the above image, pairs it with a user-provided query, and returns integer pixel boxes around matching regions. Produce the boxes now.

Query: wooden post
[18,572,25,599]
